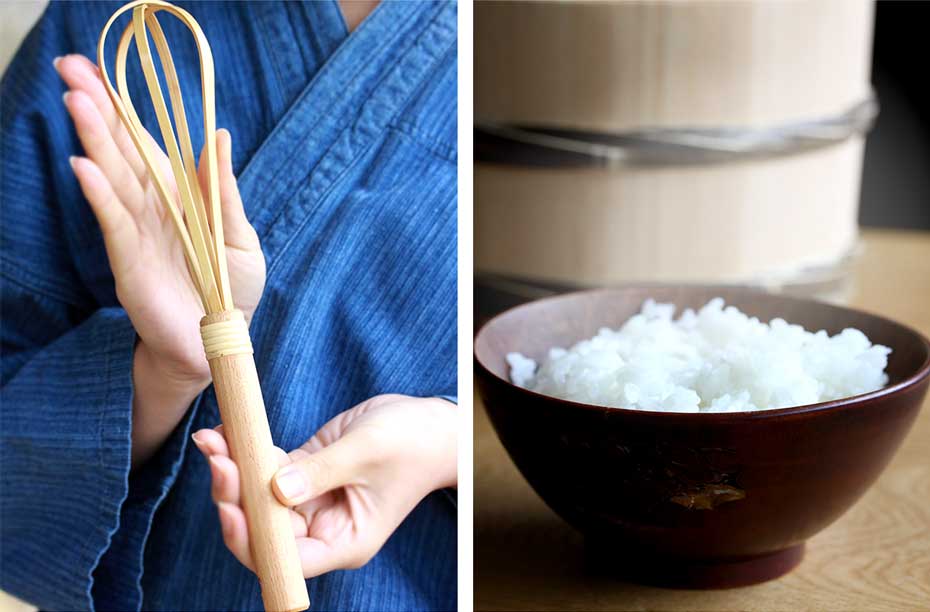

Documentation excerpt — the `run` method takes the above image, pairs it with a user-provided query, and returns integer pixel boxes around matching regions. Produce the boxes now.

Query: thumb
[197,128,259,250]
[272,433,370,506]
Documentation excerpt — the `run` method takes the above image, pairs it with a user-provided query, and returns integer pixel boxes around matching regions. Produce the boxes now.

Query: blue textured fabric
[0,2,457,610]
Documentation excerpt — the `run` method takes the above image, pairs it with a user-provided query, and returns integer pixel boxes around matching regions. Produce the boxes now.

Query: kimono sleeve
[1,5,199,611]
[0,299,135,611]
[1,196,202,612]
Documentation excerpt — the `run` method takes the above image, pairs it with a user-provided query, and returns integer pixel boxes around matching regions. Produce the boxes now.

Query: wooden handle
[202,311,309,612]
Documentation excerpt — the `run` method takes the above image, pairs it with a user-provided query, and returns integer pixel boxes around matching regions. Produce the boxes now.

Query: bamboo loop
[97,3,310,611]
[98,0,230,313]
[106,8,208,308]
[132,13,220,312]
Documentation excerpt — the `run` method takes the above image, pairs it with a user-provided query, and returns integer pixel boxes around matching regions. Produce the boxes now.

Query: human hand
[57,54,265,383]
[55,54,266,464]
[191,394,457,577]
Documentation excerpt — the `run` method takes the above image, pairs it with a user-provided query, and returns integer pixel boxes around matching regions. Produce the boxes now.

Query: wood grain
[475,229,930,611]
[475,0,873,131]
[475,0,873,290]
[203,311,309,612]
[475,142,864,288]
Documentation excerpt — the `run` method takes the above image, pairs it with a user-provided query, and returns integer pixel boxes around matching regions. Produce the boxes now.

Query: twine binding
[200,312,253,360]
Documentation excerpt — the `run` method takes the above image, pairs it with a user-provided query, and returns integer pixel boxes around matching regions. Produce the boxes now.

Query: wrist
[130,340,209,467]
[136,339,211,395]
[423,396,458,490]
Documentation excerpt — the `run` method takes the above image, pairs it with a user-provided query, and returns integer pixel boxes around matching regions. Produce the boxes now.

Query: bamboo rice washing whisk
[97,2,310,611]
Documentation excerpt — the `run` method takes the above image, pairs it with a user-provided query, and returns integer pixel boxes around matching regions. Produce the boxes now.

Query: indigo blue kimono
[0,1,457,610]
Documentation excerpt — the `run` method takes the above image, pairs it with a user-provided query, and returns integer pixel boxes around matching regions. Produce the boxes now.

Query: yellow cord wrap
[200,311,253,360]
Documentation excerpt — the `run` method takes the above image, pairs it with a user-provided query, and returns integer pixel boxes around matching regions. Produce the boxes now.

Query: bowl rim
[474,286,930,422]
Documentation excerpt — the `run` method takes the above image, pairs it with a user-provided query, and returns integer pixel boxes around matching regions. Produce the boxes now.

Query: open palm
[58,53,265,383]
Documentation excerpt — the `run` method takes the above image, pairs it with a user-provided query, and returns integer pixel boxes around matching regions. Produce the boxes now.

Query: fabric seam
[86,315,133,612]
[260,4,454,268]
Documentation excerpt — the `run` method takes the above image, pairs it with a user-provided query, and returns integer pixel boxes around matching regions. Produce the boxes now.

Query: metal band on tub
[475,94,878,168]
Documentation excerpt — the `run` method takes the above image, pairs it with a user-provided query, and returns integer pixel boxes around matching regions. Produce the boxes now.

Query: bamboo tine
[143,12,224,300]
[113,18,208,311]
[131,5,221,312]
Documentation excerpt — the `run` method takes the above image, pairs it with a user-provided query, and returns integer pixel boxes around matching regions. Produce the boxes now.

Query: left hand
[56,54,266,466]
[191,394,457,577]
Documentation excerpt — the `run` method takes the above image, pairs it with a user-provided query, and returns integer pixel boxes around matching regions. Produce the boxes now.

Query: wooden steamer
[475,0,876,297]
[98,2,309,610]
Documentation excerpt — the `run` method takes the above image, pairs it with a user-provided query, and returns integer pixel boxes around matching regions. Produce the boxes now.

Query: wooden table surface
[475,229,930,612]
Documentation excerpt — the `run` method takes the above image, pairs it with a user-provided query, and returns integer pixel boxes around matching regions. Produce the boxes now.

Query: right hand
[55,54,266,464]
[192,394,457,578]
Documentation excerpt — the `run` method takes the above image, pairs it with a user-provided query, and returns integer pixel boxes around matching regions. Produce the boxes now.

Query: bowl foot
[584,540,805,589]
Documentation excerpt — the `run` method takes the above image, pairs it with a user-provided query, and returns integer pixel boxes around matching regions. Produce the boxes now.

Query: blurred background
[861,0,930,229]
[473,0,930,321]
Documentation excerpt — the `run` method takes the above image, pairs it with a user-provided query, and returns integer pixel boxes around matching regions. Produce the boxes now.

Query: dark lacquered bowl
[475,287,930,588]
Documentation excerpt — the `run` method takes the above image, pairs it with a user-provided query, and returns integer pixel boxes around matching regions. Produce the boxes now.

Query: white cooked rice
[506,298,891,413]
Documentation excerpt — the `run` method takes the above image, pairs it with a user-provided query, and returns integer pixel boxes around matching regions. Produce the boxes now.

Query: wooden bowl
[474,286,930,588]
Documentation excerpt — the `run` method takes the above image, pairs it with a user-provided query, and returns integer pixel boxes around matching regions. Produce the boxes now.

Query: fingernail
[68,156,77,169]
[62,91,71,106]
[274,467,306,501]
[191,431,205,449]
[53,56,63,71]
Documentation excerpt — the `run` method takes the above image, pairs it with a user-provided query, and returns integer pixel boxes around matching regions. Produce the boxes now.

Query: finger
[274,446,290,467]
[69,156,137,269]
[297,538,343,578]
[272,433,371,506]
[191,431,209,458]
[292,490,336,521]
[64,90,144,213]
[296,534,380,578]
[217,502,255,572]
[205,445,304,536]
[209,454,240,505]
[138,128,176,195]
[197,129,258,250]
[200,425,288,468]
[54,54,147,180]
[192,427,230,458]
[290,509,309,538]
